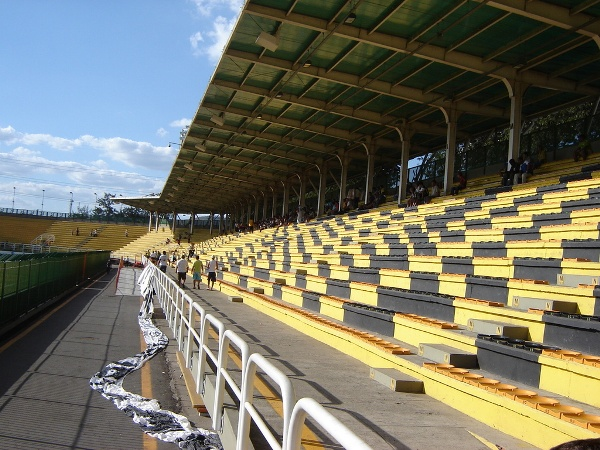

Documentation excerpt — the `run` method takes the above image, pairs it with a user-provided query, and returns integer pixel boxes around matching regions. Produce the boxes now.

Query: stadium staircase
[112,228,215,262]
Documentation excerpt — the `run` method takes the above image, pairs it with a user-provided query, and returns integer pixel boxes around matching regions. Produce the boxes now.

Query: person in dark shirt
[450,172,466,195]
[574,133,591,161]
[502,159,518,186]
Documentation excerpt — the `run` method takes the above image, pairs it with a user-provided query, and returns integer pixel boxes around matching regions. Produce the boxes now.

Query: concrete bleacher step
[557,273,599,287]
[418,343,478,369]
[201,167,600,445]
[512,296,578,313]
[369,367,424,393]
[467,318,529,339]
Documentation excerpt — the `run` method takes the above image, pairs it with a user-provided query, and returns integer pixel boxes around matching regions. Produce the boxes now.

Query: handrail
[185,301,205,372]
[143,264,372,450]
[285,397,372,450]
[213,329,249,431]
[237,353,295,450]
[199,313,225,394]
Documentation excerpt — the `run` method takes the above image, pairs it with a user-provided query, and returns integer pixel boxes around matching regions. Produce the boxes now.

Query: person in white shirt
[158,251,169,273]
[176,255,189,288]
[206,256,218,290]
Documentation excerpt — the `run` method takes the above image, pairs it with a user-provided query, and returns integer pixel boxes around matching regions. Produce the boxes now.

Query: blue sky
[0,0,243,213]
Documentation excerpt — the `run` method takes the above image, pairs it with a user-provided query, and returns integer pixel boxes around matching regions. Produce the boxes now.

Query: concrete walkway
[0,269,209,450]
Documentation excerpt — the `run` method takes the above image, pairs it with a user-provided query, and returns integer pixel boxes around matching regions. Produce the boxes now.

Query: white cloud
[189,0,243,16]
[187,0,242,62]
[156,127,168,137]
[0,126,178,172]
[77,135,176,171]
[190,31,204,56]
[191,15,237,62]
[0,148,167,212]
[170,118,192,128]
[0,125,18,143]
[23,133,79,151]
[11,146,41,158]
[0,126,79,151]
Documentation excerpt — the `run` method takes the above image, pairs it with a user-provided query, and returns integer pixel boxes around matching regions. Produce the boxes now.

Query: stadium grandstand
[3,1,600,449]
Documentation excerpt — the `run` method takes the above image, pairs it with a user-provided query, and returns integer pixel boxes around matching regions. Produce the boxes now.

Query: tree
[74,204,91,219]
[121,205,150,224]
[96,193,116,218]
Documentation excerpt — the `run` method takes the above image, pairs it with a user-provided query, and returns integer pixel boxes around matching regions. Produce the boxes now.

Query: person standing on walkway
[206,256,218,290]
[176,255,189,289]
[192,255,204,289]
[158,251,169,273]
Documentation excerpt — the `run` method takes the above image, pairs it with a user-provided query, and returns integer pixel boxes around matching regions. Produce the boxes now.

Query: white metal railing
[214,329,249,431]
[146,264,372,450]
[237,353,295,450]
[285,398,371,450]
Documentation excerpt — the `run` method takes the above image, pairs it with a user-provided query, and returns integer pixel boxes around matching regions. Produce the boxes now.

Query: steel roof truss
[245,3,599,96]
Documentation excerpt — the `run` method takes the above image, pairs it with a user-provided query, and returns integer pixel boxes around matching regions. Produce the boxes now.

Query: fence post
[0,263,6,320]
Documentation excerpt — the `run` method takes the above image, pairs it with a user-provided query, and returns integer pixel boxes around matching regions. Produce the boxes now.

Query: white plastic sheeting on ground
[90,265,222,450]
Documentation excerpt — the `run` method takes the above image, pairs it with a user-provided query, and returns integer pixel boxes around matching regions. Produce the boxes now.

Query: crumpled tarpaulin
[90,265,222,450]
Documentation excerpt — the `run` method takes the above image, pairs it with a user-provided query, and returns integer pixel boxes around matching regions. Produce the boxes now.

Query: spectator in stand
[502,159,519,186]
[406,185,418,207]
[325,200,339,215]
[513,155,526,185]
[519,155,531,184]
[426,179,440,203]
[346,186,360,209]
[414,181,428,205]
[450,172,467,195]
[525,154,534,176]
[574,133,591,162]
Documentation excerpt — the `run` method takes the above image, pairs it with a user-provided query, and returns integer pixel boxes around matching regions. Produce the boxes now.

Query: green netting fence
[0,251,110,330]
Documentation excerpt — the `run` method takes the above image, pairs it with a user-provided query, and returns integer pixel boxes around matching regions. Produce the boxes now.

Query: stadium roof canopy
[122,0,600,214]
